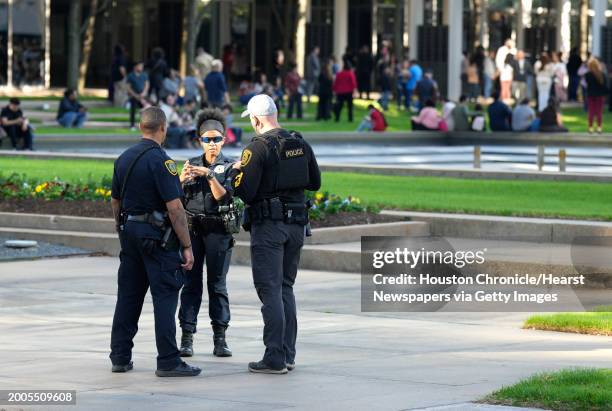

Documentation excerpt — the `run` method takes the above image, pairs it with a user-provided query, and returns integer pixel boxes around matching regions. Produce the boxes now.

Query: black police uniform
[109,138,185,371]
[230,128,321,370]
[179,153,235,338]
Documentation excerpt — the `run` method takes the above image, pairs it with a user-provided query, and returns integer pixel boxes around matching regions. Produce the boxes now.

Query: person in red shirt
[284,63,303,119]
[357,104,387,132]
[333,61,357,122]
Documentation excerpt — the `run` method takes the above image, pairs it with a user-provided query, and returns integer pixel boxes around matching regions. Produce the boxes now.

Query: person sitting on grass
[0,97,34,150]
[451,95,470,132]
[411,99,442,131]
[512,98,538,131]
[471,104,486,131]
[415,69,438,111]
[159,94,188,148]
[487,91,512,131]
[441,96,456,131]
[126,61,151,130]
[357,104,387,132]
[222,104,242,146]
[538,97,568,133]
[57,88,87,128]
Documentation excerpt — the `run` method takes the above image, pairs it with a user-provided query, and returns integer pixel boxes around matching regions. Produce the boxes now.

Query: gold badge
[164,160,178,176]
[241,149,252,167]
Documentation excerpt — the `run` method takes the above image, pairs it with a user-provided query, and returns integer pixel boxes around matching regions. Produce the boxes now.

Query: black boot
[180,330,194,357]
[212,325,232,357]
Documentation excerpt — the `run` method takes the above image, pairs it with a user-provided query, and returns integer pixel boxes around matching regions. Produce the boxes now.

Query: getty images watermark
[361,236,611,312]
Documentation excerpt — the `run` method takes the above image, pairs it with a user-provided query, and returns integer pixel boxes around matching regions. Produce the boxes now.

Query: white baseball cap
[240,94,278,118]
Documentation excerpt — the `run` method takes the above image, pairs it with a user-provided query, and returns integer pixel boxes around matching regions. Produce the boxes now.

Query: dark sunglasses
[199,136,223,144]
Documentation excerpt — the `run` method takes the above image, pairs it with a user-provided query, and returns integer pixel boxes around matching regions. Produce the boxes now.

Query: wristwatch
[206,171,215,181]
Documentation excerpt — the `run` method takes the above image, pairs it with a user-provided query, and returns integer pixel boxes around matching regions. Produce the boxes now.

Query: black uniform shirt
[183,152,235,215]
[1,106,23,122]
[230,128,321,205]
[111,138,183,214]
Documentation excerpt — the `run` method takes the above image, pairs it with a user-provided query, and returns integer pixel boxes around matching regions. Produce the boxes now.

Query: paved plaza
[0,256,610,410]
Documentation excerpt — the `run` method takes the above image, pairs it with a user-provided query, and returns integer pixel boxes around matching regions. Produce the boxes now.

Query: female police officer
[177,108,238,358]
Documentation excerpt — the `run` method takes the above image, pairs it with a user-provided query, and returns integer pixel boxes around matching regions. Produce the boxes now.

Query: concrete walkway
[0,256,610,410]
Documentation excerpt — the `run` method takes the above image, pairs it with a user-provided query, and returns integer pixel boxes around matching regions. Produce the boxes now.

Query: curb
[383,211,612,245]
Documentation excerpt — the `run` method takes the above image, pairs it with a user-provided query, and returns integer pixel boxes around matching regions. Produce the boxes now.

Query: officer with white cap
[229,94,321,374]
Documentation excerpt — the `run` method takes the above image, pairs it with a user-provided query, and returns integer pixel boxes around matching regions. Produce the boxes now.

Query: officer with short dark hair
[109,106,201,377]
[177,108,238,358]
[230,94,321,374]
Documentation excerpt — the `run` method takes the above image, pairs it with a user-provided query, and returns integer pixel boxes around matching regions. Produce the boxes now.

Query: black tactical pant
[179,231,233,333]
[250,219,304,369]
[110,221,184,370]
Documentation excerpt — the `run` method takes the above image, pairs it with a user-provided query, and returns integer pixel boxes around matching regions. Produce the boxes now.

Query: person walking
[126,61,150,130]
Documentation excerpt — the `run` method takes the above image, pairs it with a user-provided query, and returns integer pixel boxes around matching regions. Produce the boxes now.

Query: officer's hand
[232,161,241,170]
[189,166,209,177]
[180,163,192,183]
[181,247,194,270]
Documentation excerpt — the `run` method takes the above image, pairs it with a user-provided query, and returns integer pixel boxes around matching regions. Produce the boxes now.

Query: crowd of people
[108,45,245,149]
[2,39,608,151]
[409,40,610,134]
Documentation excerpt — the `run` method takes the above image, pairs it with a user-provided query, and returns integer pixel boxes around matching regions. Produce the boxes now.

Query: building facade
[0,0,610,99]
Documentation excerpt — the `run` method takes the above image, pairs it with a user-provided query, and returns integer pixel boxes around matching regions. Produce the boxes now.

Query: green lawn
[482,368,612,410]
[29,98,608,134]
[0,95,107,102]
[524,306,612,336]
[2,157,612,220]
[322,172,612,220]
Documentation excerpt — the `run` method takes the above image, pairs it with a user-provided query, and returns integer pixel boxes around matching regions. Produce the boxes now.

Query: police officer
[229,94,321,374]
[178,108,238,358]
[109,106,201,377]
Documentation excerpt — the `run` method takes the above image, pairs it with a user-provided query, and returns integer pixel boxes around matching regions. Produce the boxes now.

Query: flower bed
[0,173,398,228]
[1,173,112,201]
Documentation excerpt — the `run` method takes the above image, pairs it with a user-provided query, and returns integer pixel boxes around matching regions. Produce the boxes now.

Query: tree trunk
[282,0,297,63]
[179,0,192,78]
[78,0,99,93]
[473,0,482,49]
[578,0,588,60]
[179,0,203,77]
[67,0,81,90]
[393,0,403,59]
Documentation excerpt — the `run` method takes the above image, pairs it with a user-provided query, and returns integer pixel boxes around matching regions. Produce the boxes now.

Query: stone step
[0,212,428,245]
[0,226,358,272]
[2,225,612,287]
[382,210,612,244]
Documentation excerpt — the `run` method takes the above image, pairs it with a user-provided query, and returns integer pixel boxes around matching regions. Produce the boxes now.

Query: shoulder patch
[241,149,253,167]
[164,160,178,176]
[234,172,243,187]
